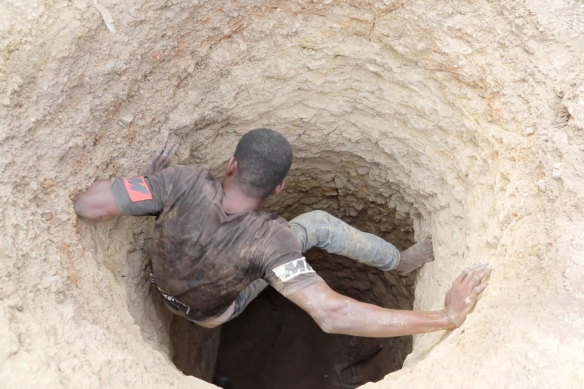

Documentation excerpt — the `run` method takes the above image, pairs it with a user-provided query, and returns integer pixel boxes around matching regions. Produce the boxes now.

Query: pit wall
[1,0,584,388]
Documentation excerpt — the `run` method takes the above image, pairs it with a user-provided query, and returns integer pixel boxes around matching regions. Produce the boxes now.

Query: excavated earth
[1,0,584,388]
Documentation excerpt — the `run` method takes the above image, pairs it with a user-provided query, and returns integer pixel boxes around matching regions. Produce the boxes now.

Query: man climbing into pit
[75,128,490,335]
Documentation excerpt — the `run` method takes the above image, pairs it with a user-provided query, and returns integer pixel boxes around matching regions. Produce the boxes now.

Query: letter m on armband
[272,257,315,283]
[123,176,153,202]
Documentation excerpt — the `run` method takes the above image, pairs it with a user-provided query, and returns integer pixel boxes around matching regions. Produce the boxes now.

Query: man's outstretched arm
[286,263,490,337]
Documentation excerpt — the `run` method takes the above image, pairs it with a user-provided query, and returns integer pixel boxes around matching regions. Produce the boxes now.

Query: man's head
[230,128,293,199]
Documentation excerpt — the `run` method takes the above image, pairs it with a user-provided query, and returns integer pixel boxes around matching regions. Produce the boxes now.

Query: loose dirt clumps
[1,0,584,388]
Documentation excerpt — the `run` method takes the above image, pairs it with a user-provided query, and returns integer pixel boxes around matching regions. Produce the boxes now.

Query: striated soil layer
[1,0,584,388]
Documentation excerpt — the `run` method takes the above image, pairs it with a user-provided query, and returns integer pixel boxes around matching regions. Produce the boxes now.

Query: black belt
[149,272,193,316]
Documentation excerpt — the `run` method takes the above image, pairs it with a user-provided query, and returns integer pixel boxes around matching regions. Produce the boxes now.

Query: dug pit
[2,1,584,388]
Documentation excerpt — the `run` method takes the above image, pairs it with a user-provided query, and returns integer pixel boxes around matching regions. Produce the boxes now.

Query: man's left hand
[142,142,177,175]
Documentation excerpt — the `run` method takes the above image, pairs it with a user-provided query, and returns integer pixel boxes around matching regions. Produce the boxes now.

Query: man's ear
[226,156,237,176]
[272,180,285,195]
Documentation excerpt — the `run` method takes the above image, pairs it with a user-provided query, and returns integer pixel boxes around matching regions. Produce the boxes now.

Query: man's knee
[289,210,343,253]
[289,211,322,252]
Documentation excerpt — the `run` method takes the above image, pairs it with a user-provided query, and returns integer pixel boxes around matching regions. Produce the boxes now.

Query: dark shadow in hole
[169,315,222,382]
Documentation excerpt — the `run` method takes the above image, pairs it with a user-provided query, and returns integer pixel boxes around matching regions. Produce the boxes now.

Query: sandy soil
[1,0,583,388]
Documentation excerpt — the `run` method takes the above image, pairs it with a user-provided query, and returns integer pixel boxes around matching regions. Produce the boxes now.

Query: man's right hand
[142,142,177,175]
[443,263,491,328]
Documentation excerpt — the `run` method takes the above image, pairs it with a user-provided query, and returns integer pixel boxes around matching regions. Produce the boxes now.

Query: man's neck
[221,182,261,214]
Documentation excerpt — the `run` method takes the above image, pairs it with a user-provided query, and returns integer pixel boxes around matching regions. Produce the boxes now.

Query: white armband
[272,257,315,282]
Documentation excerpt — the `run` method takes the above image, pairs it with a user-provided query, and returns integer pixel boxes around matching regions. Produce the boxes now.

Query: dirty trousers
[226,210,401,323]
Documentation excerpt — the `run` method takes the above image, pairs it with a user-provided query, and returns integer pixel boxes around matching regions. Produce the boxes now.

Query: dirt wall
[1,0,584,388]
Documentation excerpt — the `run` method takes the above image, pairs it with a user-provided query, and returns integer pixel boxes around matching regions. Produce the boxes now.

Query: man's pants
[230,210,401,320]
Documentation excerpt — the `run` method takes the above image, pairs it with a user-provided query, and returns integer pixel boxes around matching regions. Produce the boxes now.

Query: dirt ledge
[1,0,584,388]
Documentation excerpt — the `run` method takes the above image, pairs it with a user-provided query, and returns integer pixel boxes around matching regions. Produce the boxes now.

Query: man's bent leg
[288,210,401,271]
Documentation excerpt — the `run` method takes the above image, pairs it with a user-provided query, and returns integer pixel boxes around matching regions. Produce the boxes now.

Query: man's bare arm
[74,179,121,220]
[286,263,490,337]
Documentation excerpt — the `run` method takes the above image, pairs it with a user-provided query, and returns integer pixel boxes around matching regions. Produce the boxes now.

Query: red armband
[122,176,153,202]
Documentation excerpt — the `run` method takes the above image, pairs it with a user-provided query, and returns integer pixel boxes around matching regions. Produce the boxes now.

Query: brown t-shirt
[111,165,322,321]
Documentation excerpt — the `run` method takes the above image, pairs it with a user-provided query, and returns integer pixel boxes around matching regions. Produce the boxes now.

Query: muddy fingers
[444,263,492,328]
[162,143,177,160]
[142,142,177,175]
[154,145,165,158]
[474,282,489,295]
[463,263,491,286]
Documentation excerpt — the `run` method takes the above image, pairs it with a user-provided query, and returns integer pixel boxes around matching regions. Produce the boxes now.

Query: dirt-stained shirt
[111,165,322,321]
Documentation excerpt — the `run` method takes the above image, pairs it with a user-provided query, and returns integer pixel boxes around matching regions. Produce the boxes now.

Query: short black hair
[234,128,293,199]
